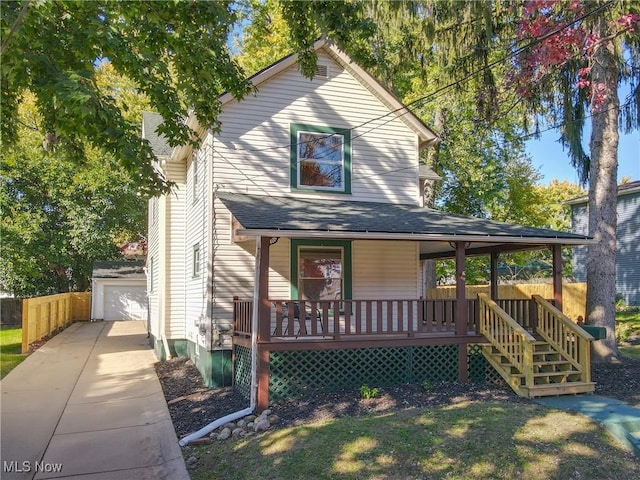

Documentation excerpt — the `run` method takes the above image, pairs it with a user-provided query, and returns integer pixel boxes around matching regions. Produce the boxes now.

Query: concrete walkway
[536,394,640,456]
[1,321,189,480]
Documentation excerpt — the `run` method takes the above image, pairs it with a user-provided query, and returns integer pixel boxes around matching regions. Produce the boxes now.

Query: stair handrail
[478,293,536,387]
[532,295,593,382]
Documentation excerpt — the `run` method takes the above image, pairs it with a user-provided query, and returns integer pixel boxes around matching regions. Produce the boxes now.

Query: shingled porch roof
[217,193,593,259]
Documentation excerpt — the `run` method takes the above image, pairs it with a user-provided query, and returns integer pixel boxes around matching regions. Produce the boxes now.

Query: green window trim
[290,239,352,300]
[290,123,351,194]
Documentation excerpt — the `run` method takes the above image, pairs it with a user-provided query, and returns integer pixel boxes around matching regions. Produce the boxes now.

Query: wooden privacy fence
[21,292,91,353]
[427,283,587,322]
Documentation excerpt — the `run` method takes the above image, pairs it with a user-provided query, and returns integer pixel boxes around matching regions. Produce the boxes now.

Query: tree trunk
[586,14,620,362]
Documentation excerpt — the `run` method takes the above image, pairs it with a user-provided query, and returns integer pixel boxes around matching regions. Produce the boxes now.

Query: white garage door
[103,285,147,321]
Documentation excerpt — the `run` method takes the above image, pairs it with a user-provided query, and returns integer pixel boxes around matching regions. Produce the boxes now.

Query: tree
[510,1,640,361]
[534,180,586,232]
[0,0,375,294]
[1,1,375,197]
[1,0,254,197]
[235,0,293,75]
[357,1,638,361]
[1,72,147,297]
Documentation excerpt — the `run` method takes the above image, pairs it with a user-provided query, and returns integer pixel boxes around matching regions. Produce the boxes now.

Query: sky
[526,128,640,186]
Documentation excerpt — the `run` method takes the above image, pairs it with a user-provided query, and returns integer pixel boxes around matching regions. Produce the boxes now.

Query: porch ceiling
[217,192,593,259]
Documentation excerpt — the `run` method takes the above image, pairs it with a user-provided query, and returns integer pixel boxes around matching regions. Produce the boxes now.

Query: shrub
[360,384,379,399]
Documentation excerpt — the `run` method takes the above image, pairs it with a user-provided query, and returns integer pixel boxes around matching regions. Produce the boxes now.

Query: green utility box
[580,325,607,340]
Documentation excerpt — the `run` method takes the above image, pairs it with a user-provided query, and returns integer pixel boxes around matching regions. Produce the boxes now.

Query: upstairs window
[290,124,351,193]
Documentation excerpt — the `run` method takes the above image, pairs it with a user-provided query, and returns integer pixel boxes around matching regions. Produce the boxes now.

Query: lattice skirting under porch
[233,344,501,404]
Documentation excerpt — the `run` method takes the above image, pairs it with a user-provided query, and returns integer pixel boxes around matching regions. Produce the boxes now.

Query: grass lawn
[186,401,639,480]
[0,327,27,379]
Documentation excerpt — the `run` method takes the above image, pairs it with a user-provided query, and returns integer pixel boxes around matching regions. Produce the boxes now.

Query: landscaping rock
[268,414,281,425]
[255,418,271,432]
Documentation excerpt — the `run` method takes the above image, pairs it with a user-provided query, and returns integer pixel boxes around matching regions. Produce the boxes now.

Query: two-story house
[145,40,595,412]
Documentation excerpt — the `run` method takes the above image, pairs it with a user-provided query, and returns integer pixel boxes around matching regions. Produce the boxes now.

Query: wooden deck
[232,296,594,407]
[478,294,594,397]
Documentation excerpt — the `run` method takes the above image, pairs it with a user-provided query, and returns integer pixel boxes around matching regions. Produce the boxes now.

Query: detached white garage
[91,261,147,321]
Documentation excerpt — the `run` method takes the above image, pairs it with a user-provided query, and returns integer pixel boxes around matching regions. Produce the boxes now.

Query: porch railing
[233,297,253,336]
[533,295,593,382]
[478,293,535,386]
[233,298,481,340]
[233,296,554,342]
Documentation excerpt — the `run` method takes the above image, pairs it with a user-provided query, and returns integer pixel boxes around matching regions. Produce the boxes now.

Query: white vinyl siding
[212,50,420,205]
[163,160,187,340]
[210,200,290,346]
[147,197,160,338]
[149,46,429,351]
[352,241,420,299]
[185,145,208,345]
[146,159,186,342]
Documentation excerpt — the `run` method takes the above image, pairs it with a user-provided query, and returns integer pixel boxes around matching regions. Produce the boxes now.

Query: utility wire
[222,0,615,156]
[210,1,625,187]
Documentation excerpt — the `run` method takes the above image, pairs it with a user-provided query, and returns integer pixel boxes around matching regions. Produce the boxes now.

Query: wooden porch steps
[481,341,595,397]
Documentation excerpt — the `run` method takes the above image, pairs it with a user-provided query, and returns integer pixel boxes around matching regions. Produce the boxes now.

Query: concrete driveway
[0,321,189,480]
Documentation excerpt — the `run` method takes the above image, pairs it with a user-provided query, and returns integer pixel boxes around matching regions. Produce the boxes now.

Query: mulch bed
[155,352,640,439]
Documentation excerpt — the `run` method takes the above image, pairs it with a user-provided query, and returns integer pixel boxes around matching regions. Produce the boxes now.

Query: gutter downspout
[178,236,261,446]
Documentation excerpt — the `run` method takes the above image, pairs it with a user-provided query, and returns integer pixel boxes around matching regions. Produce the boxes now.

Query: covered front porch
[219,193,595,409]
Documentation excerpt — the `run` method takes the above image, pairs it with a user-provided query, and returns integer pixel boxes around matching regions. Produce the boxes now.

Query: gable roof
[92,261,146,279]
[218,39,440,149]
[142,111,172,158]
[171,39,442,161]
[217,192,593,259]
[566,180,640,206]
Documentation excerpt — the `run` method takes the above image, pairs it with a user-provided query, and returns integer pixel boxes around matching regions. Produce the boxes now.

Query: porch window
[291,240,352,300]
[290,124,351,193]
[299,248,342,300]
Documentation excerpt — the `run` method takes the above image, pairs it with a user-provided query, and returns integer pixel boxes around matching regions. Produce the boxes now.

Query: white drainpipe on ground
[178,237,261,446]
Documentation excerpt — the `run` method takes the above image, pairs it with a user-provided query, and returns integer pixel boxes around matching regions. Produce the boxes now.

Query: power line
[222,0,615,156]
[208,1,626,187]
